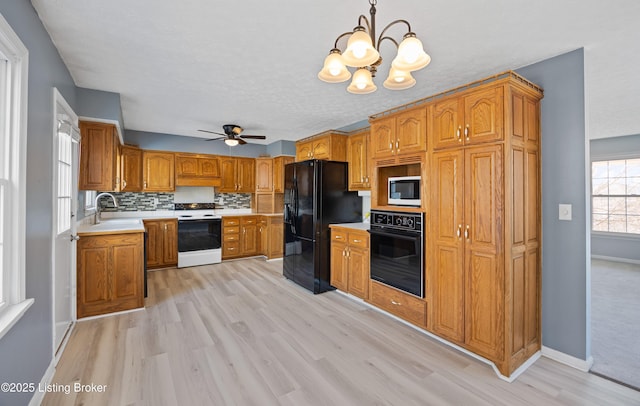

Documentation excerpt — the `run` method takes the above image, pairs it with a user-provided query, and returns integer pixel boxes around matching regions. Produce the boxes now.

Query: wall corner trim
[542,346,594,372]
[27,357,56,406]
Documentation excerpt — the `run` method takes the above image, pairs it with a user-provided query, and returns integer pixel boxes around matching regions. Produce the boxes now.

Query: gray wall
[126,129,269,158]
[266,140,296,157]
[517,49,588,360]
[0,2,77,405]
[590,134,640,261]
[76,86,124,130]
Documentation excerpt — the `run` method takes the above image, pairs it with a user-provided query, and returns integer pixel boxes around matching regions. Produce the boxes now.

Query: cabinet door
[121,145,143,192]
[237,158,256,192]
[396,107,427,154]
[79,122,118,191]
[143,151,175,192]
[348,246,369,299]
[463,87,503,145]
[464,144,503,359]
[144,221,162,268]
[431,150,465,342]
[255,158,273,192]
[432,98,463,150]
[163,220,178,265]
[269,220,284,258]
[347,133,368,190]
[77,238,110,317]
[312,137,331,160]
[296,140,313,161]
[370,116,395,159]
[258,219,268,255]
[219,157,237,192]
[199,156,220,177]
[111,237,143,305]
[330,241,348,291]
[273,156,294,193]
[176,156,198,177]
[242,222,258,255]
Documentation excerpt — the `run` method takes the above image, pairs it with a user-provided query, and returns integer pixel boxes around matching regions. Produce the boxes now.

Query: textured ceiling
[31,0,640,143]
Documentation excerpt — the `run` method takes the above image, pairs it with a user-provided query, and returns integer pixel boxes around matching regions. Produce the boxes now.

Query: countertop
[329,222,370,231]
[77,218,145,236]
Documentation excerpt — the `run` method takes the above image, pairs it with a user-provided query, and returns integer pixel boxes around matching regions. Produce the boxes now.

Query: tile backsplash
[98,191,252,211]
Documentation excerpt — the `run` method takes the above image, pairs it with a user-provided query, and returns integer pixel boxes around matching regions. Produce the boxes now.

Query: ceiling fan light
[347,68,377,94]
[318,49,351,83]
[342,26,380,67]
[383,68,416,90]
[225,138,240,147]
[392,33,431,71]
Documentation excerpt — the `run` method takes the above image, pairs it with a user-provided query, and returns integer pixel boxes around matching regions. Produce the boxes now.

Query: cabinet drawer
[332,229,348,242]
[370,281,426,327]
[224,226,240,234]
[348,232,369,248]
[223,218,240,226]
[223,234,239,242]
[223,241,240,256]
[241,217,257,225]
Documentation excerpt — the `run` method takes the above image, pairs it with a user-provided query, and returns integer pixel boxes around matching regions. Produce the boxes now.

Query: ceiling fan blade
[238,138,247,145]
[198,129,225,136]
[204,136,226,141]
[239,135,266,139]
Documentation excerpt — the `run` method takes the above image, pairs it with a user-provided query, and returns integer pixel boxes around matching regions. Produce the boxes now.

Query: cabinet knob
[464,225,470,240]
[457,224,462,238]
[457,126,462,142]
[353,239,362,243]
[465,124,470,141]
[391,300,402,306]
[122,179,127,189]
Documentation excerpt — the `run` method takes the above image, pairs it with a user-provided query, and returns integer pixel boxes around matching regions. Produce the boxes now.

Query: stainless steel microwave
[388,176,421,206]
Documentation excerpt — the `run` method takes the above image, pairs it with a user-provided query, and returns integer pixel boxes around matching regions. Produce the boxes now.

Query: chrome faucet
[94,192,118,224]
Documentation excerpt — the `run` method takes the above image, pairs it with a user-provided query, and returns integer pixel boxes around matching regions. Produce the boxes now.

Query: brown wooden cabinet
[427,73,542,377]
[329,226,370,300]
[76,232,144,318]
[120,145,143,192]
[347,129,371,190]
[255,158,273,192]
[369,281,426,328]
[432,86,504,150]
[273,156,294,193]
[222,216,259,259]
[175,153,221,187]
[79,121,121,191]
[219,157,255,193]
[142,150,175,192]
[144,219,178,269]
[241,216,258,256]
[370,107,427,160]
[295,132,347,161]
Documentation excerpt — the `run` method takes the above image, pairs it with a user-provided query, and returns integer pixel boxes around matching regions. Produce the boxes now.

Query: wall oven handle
[368,228,422,240]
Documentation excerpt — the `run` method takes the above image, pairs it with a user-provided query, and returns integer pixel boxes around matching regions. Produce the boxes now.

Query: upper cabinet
[175,153,221,187]
[120,145,143,192]
[142,150,175,192]
[255,158,273,192]
[347,128,371,191]
[432,86,504,150]
[273,156,294,193]
[219,157,255,193]
[79,121,121,191]
[370,107,427,161]
[295,131,347,161]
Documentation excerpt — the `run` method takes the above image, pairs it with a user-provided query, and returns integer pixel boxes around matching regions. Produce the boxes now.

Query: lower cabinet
[329,226,369,300]
[77,232,144,318]
[223,216,259,259]
[258,216,284,259]
[369,281,426,328]
[144,219,178,269]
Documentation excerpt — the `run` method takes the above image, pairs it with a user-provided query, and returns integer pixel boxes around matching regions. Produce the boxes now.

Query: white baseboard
[28,359,56,406]
[542,346,594,372]
[591,255,640,265]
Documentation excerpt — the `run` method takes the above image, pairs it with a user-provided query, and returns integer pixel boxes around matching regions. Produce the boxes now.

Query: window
[592,158,640,234]
[85,190,97,214]
[0,14,32,340]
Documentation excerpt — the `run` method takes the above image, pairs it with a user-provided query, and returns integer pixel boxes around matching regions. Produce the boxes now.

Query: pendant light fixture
[318,0,431,94]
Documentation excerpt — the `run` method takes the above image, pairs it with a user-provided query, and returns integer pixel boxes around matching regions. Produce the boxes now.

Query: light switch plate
[559,204,572,221]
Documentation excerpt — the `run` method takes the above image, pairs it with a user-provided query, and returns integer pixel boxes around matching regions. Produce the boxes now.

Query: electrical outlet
[559,204,572,221]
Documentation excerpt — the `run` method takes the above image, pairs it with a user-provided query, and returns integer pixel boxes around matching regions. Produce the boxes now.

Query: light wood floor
[43,259,640,405]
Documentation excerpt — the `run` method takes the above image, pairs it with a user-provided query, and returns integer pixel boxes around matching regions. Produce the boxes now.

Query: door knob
[70,235,80,241]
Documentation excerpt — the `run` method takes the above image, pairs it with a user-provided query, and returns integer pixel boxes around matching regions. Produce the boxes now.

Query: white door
[52,90,79,357]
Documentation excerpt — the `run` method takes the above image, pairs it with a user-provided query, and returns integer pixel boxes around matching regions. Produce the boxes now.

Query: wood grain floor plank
[42,258,640,405]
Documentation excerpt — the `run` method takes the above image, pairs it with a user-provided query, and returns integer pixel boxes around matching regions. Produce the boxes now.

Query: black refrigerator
[283,160,362,293]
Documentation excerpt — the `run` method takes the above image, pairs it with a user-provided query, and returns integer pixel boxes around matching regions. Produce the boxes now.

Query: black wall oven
[369,210,424,297]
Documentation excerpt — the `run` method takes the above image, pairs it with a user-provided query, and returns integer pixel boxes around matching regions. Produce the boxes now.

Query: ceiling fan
[198,124,266,146]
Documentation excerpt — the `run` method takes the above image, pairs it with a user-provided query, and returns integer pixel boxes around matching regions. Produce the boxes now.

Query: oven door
[369,228,424,297]
[178,218,222,252]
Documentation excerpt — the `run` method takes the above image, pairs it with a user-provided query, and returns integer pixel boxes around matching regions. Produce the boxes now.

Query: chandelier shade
[224,138,240,147]
[318,49,351,83]
[317,0,430,94]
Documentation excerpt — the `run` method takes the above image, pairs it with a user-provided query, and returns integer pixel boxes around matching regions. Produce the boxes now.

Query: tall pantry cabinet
[427,72,543,377]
